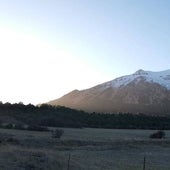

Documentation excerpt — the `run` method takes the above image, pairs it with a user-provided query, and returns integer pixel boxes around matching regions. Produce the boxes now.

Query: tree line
[0,102,170,130]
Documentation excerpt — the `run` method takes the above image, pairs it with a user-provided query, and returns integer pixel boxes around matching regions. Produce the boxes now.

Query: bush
[0,123,50,132]
[4,123,13,129]
[27,125,50,132]
[51,129,64,138]
[6,137,20,144]
[150,130,165,139]
[13,124,25,130]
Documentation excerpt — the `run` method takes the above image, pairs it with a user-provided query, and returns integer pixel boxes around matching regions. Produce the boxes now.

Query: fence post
[143,156,146,170]
[67,152,71,170]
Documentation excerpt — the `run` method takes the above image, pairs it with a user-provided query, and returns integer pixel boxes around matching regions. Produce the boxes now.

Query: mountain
[48,69,170,115]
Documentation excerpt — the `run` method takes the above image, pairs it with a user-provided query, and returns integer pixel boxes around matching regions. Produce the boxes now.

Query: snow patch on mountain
[101,69,170,90]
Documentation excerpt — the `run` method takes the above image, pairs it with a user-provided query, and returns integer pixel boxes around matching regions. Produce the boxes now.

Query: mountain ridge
[48,69,170,114]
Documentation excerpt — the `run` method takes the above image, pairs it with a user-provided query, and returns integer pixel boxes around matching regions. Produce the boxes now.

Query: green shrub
[27,125,50,132]
[150,130,165,139]
[4,123,13,129]
[51,129,64,138]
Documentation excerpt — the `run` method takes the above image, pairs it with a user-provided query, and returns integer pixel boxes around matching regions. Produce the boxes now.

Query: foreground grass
[0,128,169,169]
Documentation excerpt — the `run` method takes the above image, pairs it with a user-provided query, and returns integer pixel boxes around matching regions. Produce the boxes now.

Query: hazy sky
[0,0,170,104]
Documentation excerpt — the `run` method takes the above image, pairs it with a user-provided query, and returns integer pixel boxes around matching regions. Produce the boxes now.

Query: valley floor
[0,128,170,170]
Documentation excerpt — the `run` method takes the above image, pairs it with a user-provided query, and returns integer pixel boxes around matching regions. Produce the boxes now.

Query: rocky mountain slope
[48,69,170,114]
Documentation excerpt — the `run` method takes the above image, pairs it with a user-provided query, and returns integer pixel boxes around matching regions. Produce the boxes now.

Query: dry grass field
[0,127,169,170]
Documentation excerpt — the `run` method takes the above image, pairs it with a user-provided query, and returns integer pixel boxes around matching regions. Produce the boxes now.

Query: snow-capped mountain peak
[134,69,148,75]
[102,69,170,90]
[48,69,170,114]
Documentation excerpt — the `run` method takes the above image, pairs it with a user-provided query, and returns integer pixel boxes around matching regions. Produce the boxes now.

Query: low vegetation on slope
[0,102,170,129]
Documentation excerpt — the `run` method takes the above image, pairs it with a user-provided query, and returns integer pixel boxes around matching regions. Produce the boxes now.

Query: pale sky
[0,0,170,104]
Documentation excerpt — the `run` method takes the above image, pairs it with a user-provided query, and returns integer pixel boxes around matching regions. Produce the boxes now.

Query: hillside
[48,69,170,114]
[0,103,170,129]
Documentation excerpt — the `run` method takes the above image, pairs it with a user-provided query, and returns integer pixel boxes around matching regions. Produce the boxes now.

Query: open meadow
[0,127,170,170]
